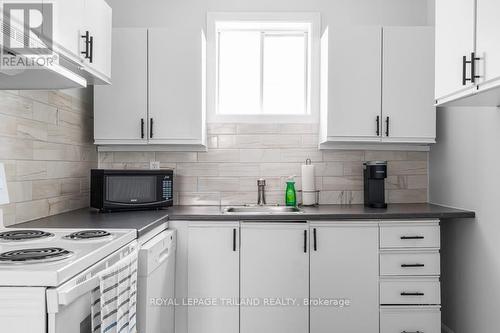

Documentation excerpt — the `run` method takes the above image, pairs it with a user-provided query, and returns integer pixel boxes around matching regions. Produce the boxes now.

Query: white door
[435,0,476,99]
[382,27,436,143]
[44,0,84,63]
[321,26,382,143]
[148,28,206,145]
[476,0,500,85]
[240,223,309,333]
[187,223,239,333]
[310,223,379,333]
[94,28,148,144]
[82,0,112,78]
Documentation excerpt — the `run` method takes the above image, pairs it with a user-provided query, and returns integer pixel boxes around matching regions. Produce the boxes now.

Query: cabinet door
[435,0,476,99]
[382,27,436,143]
[187,223,239,333]
[476,0,500,85]
[94,29,147,144]
[45,0,84,62]
[310,224,379,333]
[321,27,382,143]
[82,0,112,78]
[148,29,206,145]
[240,223,309,333]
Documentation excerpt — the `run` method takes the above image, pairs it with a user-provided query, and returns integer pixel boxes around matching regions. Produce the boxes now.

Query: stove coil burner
[65,230,112,240]
[0,247,73,264]
[0,230,54,242]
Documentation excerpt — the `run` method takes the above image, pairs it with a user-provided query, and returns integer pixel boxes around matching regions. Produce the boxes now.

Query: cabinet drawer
[380,307,441,333]
[380,279,440,305]
[380,224,440,249]
[380,251,440,276]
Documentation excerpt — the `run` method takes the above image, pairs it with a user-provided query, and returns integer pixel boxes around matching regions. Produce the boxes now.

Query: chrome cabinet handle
[400,292,424,296]
[400,235,424,240]
[401,263,425,268]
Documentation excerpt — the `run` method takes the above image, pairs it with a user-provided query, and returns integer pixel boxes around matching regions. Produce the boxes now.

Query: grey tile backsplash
[0,90,96,226]
[100,123,428,206]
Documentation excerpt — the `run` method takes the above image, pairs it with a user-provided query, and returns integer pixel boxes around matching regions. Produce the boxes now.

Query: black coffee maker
[363,161,388,208]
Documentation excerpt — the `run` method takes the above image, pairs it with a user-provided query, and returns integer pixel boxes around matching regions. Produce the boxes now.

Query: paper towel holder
[297,189,320,207]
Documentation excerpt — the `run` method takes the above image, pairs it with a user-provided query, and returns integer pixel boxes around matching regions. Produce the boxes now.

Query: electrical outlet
[150,161,161,170]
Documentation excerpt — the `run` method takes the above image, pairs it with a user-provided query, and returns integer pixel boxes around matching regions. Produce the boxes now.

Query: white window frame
[207,12,321,123]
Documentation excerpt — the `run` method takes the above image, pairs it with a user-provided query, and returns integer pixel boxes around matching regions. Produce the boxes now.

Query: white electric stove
[0,227,137,333]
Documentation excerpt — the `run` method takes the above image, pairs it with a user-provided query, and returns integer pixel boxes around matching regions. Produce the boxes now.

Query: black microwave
[91,169,173,212]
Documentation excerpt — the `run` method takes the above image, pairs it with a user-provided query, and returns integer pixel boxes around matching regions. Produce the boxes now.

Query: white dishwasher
[137,229,176,333]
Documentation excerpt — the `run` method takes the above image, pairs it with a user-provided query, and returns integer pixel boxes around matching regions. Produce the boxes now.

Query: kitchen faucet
[257,178,266,205]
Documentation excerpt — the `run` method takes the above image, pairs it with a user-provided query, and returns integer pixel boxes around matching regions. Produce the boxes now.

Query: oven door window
[106,176,157,204]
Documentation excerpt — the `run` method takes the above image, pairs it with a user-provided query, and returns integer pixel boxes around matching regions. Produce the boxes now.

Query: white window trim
[206,12,321,124]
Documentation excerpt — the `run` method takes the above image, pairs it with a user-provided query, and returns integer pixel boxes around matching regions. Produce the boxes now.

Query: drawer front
[380,252,440,276]
[380,280,440,305]
[380,225,440,249]
[380,309,441,333]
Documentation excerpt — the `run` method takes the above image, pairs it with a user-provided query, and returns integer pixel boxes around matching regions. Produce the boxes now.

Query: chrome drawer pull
[400,235,424,240]
[400,292,424,296]
[401,263,425,268]
[401,331,423,333]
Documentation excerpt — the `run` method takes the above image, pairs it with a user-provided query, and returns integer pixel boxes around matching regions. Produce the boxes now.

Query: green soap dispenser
[285,176,297,207]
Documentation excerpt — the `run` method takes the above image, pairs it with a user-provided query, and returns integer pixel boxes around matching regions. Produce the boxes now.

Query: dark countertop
[13,209,169,238]
[165,203,475,221]
[10,204,474,235]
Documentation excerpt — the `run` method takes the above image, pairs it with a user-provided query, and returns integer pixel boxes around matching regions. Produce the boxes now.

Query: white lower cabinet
[380,307,441,333]
[310,223,379,333]
[240,223,309,333]
[187,223,239,333]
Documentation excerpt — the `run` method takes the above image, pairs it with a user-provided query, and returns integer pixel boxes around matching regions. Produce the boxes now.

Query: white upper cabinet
[148,29,206,147]
[320,27,382,144]
[94,28,148,144]
[382,27,436,143]
[475,0,500,85]
[320,26,435,148]
[435,0,476,100]
[240,223,309,333]
[310,223,379,333]
[81,0,112,81]
[94,28,207,150]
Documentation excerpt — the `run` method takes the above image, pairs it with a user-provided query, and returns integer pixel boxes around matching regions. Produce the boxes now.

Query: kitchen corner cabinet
[320,26,435,148]
[436,0,500,106]
[240,223,309,333]
[310,223,379,333]
[187,223,239,333]
[94,28,207,151]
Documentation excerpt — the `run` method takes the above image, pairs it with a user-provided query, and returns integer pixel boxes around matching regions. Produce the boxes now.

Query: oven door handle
[58,277,100,306]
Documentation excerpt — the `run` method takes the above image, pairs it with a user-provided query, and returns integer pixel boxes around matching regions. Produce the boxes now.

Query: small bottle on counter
[285,176,297,207]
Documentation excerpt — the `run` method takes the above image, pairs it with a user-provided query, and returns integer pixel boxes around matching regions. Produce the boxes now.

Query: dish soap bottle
[285,176,297,207]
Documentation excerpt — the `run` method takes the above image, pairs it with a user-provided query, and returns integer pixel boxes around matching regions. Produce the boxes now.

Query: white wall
[429,106,500,333]
[107,0,432,30]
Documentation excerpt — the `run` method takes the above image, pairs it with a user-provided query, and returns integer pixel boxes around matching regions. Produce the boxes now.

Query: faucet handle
[257,178,266,186]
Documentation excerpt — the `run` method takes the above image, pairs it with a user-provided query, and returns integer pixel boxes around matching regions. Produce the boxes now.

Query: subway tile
[16,161,47,181]
[237,123,280,134]
[0,137,33,160]
[407,151,429,161]
[386,176,408,190]
[217,135,237,148]
[61,179,81,195]
[323,176,363,191]
[156,152,198,163]
[46,161,92,179]
[388,189,427,203]
[206,136,218,149]
[19,90,49,104]
[365,150,408,161]
[260,163,301,177]
[198,177,240,192]
[239,149,281,163]
[0,91,33,119]
[32,179,61,199]
[0,114,17,137]
[58,109,86,129]
[32,102,58,124]
[301,135,319,147]
[178,192,220,205]
[48,91,72,110]
[260,135,302,148]
[388,161,428,176]
[315,162,344,177]
[219,163,260,177]
[319,190,363,205]
[174,176,198,192]
[16,118,48,141]
[279,123,318,134]
[220,192,256,205]
[343,161,363,176]
[177,163,219,176]
[0,160,17,181]
[280,149,323,163]
[7,181,33,203]
[198,150,239,162]
[113,151,155,163]
[239,177,282,192]
[407,175,428,189]
[323,150,364,162]
[15,199,49,223]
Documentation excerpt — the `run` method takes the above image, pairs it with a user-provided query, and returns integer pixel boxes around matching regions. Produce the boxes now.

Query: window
[207,13,320,122]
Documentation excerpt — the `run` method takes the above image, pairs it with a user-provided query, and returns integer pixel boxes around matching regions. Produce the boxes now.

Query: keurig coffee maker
[363,161,388,208]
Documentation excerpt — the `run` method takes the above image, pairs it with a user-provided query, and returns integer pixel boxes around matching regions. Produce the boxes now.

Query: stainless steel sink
[222,206,303,214]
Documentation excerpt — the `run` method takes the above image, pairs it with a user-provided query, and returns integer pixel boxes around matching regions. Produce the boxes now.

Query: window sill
[207,114,319,124]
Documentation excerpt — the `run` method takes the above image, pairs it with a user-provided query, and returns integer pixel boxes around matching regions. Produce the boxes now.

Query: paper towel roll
[301,163,316,192]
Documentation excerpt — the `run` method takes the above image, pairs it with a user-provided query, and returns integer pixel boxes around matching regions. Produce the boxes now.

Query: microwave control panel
[162,176,173,200]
